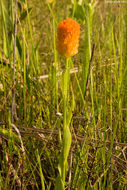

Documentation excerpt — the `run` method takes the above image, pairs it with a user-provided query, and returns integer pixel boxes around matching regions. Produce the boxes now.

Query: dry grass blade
[11,124,25,158]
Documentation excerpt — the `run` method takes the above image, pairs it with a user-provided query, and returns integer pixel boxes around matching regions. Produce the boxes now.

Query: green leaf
[63,126,71,162]
[55,175,64,190]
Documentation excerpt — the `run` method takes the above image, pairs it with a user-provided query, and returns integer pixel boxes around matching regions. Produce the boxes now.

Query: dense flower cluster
[57,18,80,57]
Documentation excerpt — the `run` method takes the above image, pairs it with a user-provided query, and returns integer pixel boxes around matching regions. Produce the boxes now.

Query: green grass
[0,0,127,189]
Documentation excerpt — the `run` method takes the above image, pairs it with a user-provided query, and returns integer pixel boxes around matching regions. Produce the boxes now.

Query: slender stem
[63,58,69,130]
[62,58,69,182]
[11,0,17,123]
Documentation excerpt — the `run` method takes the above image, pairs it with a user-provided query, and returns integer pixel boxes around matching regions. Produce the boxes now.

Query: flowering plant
[57,18,80,57]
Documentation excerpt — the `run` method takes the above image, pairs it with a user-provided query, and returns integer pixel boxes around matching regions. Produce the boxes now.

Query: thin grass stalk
[47,0,58,115]
[0,0,9,57]
[51,18,58,115]
[106,27,113,188]
[47,1,57,25]
[70,158,79,190]
[118,12,123,142]
[22,30,26,123]
[24,0,36,74]
[70,60,86,106]
[36,149,45,190]
[102,67,107,186]
[90,69,97,140]
[11,0,17,123]
[110,29,118,146]
[82,3,92,95]
[24,0,33,46]
[72,0,76,19]
[122,5,127,140]
[23,154,40,190]
[0,0,11,115]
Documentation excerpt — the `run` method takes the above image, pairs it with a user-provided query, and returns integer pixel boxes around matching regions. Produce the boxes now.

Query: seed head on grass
[57,18,80,58]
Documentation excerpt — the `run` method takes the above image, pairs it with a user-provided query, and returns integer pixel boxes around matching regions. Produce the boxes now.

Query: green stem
[55,58,72,189]
[62,58,70,182]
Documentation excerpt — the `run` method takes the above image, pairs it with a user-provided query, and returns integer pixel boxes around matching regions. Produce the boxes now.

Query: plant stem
[11,0,17,123]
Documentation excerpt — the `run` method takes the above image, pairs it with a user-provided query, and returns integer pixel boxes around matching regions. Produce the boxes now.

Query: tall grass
[0,0,127,189]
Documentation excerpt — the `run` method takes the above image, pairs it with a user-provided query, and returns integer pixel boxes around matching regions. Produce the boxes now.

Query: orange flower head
[57,18,80,58]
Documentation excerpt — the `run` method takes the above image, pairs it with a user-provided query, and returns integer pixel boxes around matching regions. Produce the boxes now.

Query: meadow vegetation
[0,0,127,189]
